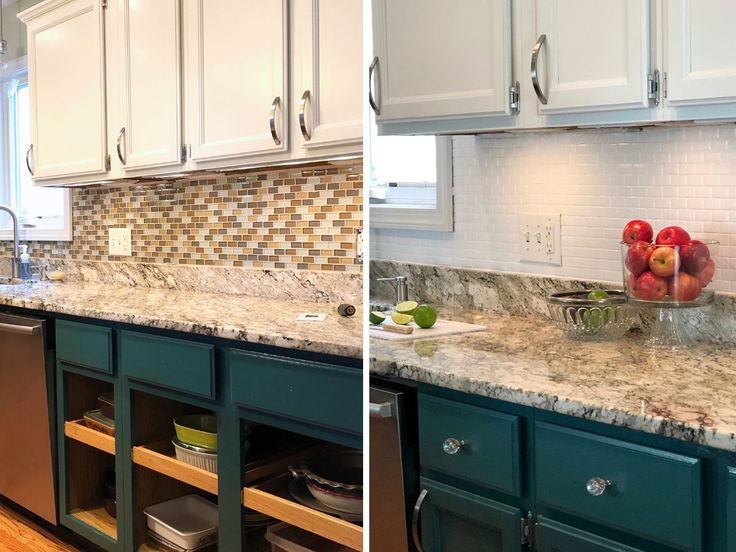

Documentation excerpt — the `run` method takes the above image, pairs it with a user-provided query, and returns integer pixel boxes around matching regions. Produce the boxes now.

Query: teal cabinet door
[536,517,646,552]
[418,477,522,552]
[727,467,736,550]
[57,320,113,374]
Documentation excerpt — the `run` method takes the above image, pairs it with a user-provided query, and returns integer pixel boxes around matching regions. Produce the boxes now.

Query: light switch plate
[109,227,132,256]
[297,313,327,322]
[519,213,562,265]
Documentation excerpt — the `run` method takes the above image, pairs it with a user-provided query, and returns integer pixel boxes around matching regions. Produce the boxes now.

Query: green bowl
[173,415,217,451]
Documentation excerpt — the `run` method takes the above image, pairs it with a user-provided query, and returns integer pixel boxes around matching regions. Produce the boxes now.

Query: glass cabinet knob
[442,437,465,455]
[586,477,612,496]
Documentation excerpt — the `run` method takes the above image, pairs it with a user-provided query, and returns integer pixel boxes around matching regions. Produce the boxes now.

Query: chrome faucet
[0,205,19,279]
[377,276,409,303]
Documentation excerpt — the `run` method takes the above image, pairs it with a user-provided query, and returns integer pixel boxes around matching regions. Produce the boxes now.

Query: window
[0,57,71,241]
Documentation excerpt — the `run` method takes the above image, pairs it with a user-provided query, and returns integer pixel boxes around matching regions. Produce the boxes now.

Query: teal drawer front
[229,350,361,435]
[535,422,702,551]
[120,331,215,398]
[419,394,520,496]
[56,320,112,373]
[727,467,736,550]
[536,517,645,552]
[419,477,521,552]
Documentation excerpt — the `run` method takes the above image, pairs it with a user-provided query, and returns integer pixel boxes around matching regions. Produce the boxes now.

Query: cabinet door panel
[23,0,108,180]
[371,0,512,122]
[727,467,736,551]
[186,0,288,163]
[120,0,182,170]
[535,0,650,114]
[665,0,736,105]
[419,478,521,552]
[537,516,646,552]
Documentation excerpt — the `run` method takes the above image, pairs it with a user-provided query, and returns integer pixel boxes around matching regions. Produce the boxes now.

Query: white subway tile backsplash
[371,124,736,292]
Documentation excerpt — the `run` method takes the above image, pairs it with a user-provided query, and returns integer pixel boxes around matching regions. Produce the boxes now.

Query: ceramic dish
[173,415,218,451]
[287,478,362,522]
[291,447,363,494]
[304,478,362,514]
[143,494,218,551]
[172,439,218,474]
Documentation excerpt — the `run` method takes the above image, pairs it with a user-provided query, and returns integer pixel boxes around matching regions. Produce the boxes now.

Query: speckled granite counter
[370,308,736,453]
[0,282,362,358]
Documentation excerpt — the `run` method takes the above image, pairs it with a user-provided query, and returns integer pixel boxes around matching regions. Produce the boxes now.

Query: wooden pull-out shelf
[64,420,115,455]
[70,504,117,540]
[132,442,218,495]
[243,475,363,551]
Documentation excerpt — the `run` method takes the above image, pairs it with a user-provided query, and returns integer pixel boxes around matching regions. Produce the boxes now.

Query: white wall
[370,125,736,292]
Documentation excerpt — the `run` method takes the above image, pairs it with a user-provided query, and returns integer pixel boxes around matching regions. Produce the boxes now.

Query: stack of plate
[243,508,275,530]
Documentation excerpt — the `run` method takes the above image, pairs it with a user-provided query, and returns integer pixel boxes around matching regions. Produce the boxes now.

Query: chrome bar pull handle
[298,90,312,141]
[116,127,126,165]
[25,144,33,176]
[412,489,428,552]
[368,56,381,115]
[531,33,549,105]
[269,96,282,146]
[0,321,40,336]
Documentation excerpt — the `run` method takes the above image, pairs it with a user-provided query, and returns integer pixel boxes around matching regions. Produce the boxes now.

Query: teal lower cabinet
[535,517,645,552]
[417,477,523,552]
[727,467,736,551]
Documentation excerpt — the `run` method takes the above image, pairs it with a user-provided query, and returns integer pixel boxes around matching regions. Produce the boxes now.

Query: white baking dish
[143,494,218,550]
[173,439,218,474]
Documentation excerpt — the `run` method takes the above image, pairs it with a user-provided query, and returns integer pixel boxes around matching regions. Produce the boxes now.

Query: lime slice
[369,311,386,325]
[395,300,419,315]
[391,312,414,325]
[413,305,438,329]
[587,289,609,301]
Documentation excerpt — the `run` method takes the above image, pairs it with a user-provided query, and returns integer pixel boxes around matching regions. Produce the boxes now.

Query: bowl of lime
[546,289,632,340]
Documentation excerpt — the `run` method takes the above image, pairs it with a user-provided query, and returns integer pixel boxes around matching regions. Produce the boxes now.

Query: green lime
[369,311,386,325]
[582,309,604,333]
[587,289,609,301]
[391,312,414,325]
[413,305,438,329]
[395,300,419,315]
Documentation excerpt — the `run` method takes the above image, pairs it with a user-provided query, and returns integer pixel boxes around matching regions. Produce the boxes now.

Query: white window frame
[0,56,72,241]
[369,135,454,231]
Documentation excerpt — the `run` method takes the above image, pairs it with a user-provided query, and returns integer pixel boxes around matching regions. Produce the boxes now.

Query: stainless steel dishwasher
[0,312,57,524]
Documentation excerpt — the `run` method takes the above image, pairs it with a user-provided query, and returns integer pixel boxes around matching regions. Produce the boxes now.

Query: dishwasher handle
[369,401,394,418]
[0,321,41,336]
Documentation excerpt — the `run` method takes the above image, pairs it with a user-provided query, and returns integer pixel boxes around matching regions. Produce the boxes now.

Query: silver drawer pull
[116,127,126,165]
[269,96,282,146]
[586,477,611,496]
[368,56,381,115]
[26,144,33,176]
[411,489,428,552]
[298,90,312,141]
[442,437,465,455]
[531,33,548,105]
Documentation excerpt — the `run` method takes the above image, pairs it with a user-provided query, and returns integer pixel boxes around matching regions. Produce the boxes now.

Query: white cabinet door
[185,0,288,165]
[534,0,651,114]
[118,0,182,171]
[665,0,736,106]
[371,0,512,123]
[21,0,108,180]
[292,0,362,155]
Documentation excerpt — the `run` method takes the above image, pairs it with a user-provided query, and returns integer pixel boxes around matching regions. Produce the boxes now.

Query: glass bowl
[546,290,632,340]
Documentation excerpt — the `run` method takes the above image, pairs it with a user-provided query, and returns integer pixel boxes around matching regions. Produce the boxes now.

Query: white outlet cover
[109,227,132,256]
[519,214,562,266]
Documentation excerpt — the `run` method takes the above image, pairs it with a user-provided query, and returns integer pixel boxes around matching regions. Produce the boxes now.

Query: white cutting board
[370,318,486,341]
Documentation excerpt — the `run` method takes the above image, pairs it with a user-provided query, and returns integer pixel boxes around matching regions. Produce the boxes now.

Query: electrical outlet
[108,227,132,256]
[519,214,561,265]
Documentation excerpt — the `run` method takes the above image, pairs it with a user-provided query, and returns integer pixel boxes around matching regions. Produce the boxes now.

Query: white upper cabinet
[664,0,736,106]
[533,0,651,114]
[371,0,513,124]
[292,0,362,156]
[185,0,288,167]
[20,0,108,180]
[116,0,183,172]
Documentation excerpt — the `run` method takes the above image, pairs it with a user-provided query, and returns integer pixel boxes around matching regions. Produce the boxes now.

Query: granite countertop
[0,281,362,358]
[370,308,736,452]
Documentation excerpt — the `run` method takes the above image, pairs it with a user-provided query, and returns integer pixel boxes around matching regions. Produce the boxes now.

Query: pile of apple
[623,220,715,302]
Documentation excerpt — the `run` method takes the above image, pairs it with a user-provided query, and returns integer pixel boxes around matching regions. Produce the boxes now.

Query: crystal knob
[586,477,611,496]
[442,438,465,455]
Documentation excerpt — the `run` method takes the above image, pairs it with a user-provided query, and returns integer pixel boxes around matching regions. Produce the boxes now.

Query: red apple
[668,272,701,302]
[625,240,655,276]
[648,246,679,277]
[680,240,710,274]
[636,271,668,301]
[622,219,653,244]
[655,226,691,246]
[626,273,640,298]
[696,258,716,288]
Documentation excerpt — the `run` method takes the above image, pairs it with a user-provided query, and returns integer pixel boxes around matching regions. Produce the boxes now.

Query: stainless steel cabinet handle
[116,127,126,165]
[0,321,40,336]
[368,56,381,115]
[25,144,33,176]
[412,488,428,552]
[298,90,312,141]
[531,33,548,105]
[586,477,611,496]
[369,401,393,418]
[269,96,282,146]
[442,437,465,455]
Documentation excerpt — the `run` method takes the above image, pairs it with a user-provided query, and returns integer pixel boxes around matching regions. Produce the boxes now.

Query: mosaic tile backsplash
[4,161,362,272]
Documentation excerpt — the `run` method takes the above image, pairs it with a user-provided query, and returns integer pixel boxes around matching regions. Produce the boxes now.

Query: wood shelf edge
[64,420,115,455]
[70,505,118,540]
[132,445,218,495]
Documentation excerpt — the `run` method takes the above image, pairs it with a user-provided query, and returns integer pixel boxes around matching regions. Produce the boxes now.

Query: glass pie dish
[546,290,632,340]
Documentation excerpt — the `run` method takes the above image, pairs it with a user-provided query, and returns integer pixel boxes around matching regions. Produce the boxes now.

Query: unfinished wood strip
[70,505,117,540]
[132,446,218,495]
[243,487,362,551]
[64,420,115,455]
